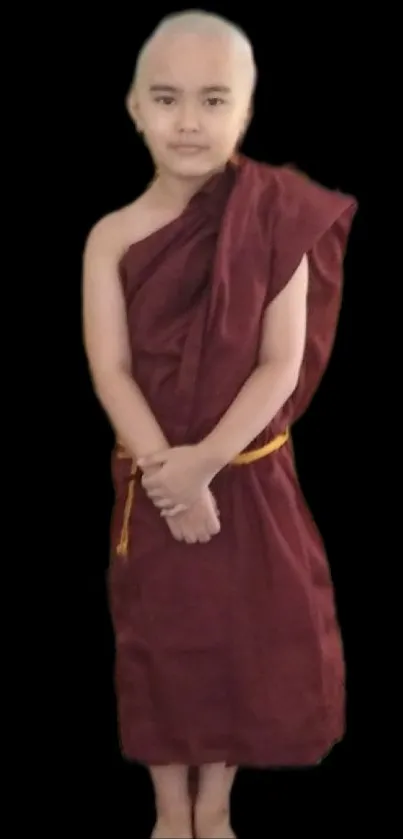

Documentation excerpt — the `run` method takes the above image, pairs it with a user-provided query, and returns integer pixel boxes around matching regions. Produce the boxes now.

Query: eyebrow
[148,84,232,94]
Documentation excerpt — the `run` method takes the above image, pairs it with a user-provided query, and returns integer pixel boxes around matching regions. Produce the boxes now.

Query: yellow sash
[116,429,289,557]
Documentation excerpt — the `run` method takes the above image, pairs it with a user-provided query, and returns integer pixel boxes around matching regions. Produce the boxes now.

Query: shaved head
[127,10,256,183]
[133,10,257,96]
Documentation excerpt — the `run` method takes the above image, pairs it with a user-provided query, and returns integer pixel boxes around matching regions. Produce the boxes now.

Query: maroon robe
[107,153,358,767]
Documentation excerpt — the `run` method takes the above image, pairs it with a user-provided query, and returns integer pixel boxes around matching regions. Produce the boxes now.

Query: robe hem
[117,733,343,768]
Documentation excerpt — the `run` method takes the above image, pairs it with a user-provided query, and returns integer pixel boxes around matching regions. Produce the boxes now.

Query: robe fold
[107,153,358,767]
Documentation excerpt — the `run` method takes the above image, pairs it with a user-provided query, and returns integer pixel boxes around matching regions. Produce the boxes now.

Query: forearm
[200,360,298,470]
[94,369,169,459]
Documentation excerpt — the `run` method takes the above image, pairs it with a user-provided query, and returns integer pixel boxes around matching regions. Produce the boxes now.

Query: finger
[145,488,167,500]
[170,524,184,542]
[171,522,188,542]
[196,527,213,543]
[165,512,187,541]
[180,522,198,544]
[142,476,159,490]
[166,519,184,541]
[161,504,188,517]
[185,520,211,544]
[142,473,166,490]
[206,517,220,536]
[138,452,167,469]
[152,497,176,509]
[191,519,212,542]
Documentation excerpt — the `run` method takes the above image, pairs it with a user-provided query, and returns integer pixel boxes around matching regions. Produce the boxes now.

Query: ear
[125,87,142,132]
[243,101,254,134]
[237,102,253,147]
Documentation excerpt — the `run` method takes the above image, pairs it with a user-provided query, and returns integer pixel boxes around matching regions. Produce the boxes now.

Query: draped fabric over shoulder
[107,154,358,768]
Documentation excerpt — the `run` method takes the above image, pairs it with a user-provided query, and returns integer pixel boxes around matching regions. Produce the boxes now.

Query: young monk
[82,10,358,839]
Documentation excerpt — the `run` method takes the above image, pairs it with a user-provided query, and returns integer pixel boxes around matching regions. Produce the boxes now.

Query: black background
[52,4,383,836]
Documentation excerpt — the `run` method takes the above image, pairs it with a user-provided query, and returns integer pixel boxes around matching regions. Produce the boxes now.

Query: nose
[175,101,201,133]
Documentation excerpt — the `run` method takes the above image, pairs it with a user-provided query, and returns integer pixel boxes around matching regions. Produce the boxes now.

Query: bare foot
[151,817,192,838]
[195,811,236,838]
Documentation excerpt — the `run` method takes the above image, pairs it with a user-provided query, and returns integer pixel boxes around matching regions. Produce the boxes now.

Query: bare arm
[200,255,309,469]
[82,217,169,460]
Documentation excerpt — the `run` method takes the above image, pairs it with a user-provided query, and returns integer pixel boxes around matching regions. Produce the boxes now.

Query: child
[82,10,358,839]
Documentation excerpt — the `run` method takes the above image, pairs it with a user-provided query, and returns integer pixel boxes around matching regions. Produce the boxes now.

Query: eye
[155,96,176,105]
[205,97,226,107]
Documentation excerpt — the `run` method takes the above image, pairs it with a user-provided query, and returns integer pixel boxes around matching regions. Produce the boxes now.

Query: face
[128,31,253,179]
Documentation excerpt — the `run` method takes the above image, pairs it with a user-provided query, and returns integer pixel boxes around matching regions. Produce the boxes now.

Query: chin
[166,154,226,180]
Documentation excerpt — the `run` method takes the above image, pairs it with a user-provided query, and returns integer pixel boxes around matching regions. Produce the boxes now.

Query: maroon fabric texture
[107,154,358,767]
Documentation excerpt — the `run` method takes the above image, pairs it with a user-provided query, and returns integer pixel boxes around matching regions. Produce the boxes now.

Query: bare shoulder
[82,204,141,376]
[119,191,184,246]
[83,204,135,266]
[84,190,177,268]
[82,191,178,381]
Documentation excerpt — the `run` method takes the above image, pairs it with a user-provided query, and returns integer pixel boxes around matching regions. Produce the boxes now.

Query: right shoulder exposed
[84,211,121,260]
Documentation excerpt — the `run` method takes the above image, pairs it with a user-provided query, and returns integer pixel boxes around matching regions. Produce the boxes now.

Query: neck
[150,161,228,210]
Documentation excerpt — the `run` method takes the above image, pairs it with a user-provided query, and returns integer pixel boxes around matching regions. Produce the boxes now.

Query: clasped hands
[138,444,221,544]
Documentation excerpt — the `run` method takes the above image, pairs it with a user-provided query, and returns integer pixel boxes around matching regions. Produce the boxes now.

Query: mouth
[170,144,209,154]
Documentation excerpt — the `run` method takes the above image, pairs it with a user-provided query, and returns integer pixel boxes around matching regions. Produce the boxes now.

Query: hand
[163,488,221,544]
[140,459,189,519]
[138,444,216,514]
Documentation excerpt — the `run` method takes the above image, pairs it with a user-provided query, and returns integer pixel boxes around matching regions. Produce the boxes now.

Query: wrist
[196,436,229,476]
